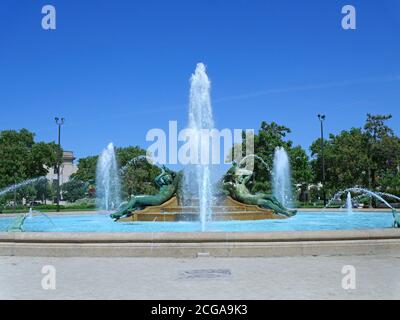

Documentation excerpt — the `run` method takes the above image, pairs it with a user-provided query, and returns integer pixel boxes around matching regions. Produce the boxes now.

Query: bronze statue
[110,166,179,220]
[110,160,296,221]
[223,162,297,217]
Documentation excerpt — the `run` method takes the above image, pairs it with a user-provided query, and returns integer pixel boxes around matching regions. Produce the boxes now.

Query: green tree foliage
[310,114,400,197]
[117,146,161,199]
[310,128,370,192]
[289,146,314,186]
[71,156,98,183]
[364,114,400,190]
[18,185,37,205]
[232,121,312,195]
[73,146,161,201]
[62,179,87,203]
[2,114,398,207]
[0,129,59,189]
[35,179,54,204]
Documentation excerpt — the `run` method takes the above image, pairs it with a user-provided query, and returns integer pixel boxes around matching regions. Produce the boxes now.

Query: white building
[46,151,78,185]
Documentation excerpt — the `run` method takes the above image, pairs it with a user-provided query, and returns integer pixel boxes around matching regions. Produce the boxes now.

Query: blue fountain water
[0,211,393,233]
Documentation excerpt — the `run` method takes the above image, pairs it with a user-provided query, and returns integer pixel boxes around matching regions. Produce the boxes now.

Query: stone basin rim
[0,229,399,244]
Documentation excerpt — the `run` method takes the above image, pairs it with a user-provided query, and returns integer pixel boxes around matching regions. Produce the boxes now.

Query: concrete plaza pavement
[1,255,399,300]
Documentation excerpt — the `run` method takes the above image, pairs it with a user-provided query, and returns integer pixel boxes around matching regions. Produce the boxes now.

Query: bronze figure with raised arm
[223,162,297,217]
[110,166,179,220]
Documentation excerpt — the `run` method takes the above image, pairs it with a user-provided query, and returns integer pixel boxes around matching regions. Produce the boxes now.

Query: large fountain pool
[0,211,394,233]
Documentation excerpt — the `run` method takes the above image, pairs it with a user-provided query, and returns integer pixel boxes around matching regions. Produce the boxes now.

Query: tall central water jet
[272,147,293,208]
[183,63,214,231]
[96,143,121,211]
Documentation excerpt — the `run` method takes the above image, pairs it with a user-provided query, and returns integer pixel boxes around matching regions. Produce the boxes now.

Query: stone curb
[0,229,399,243]
[1,229,400,257]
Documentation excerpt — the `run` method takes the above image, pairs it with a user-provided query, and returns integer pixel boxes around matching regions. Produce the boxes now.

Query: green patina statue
[110,166,179,220]
[223,162,297,217]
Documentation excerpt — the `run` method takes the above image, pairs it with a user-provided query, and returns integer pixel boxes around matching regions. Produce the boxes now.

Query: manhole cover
[178,269,232,280]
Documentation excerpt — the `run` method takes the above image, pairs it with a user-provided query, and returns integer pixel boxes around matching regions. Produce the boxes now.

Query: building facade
[46,151,78,186]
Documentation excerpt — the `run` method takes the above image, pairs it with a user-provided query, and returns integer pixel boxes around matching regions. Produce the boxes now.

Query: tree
[18,185,37,205]
[71,156,98,183]
[364,114,400,191]
[230,121,312,196]
[310,128,370,193]
[310,114,400,200]
[73,146,161,201]
[289,146,313,186]
[289,146,314,202]
[380,171,400,196]
[116,146,160,199]
[0,129,34,188]
[35,179,54,204]
[0,129,59,196]
[28,142,59,177]
[62,179,87,202]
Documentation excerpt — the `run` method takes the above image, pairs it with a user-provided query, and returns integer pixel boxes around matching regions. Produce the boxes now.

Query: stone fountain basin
[0,229,399,258]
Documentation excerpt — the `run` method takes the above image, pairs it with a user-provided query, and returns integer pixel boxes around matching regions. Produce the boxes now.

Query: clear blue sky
[0,0,399,162]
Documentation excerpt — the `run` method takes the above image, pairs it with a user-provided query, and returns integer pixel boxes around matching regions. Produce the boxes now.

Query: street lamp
[318,114,326,206]
[55,117,65,212]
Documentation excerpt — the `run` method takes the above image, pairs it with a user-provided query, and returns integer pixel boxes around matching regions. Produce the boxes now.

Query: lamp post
[55,117,65,212]
[318,114,327,206]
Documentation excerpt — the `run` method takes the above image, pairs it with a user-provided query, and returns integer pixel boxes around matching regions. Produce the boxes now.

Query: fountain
[9,208,55,232]
[110,65,296,224]
[325,187,399,227]
[96,143,121,211]
[377,192,400,203]
[326,188,394,210]
[0,176,47,197]
[238,154,270,173]
[346,192,353,214]
[272,147,293,208]
[182,63,215,231]
[119,155,154,175]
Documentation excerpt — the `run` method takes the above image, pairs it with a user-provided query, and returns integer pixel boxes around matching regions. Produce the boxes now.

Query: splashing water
[238,154,270,173]
[96,143,121,211]
[9,208,55,232]
[348,191,400,207]
[119,155,155,175]
[272,147,293,208]
[0,176,47,197]
[377,192,400,203]
[182,63,214,232]
[326,187,394,211]
[325,188,399,227]
[346,192,353,214]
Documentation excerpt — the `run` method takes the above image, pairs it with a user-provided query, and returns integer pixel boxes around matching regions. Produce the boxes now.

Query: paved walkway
[1,255,399,299]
